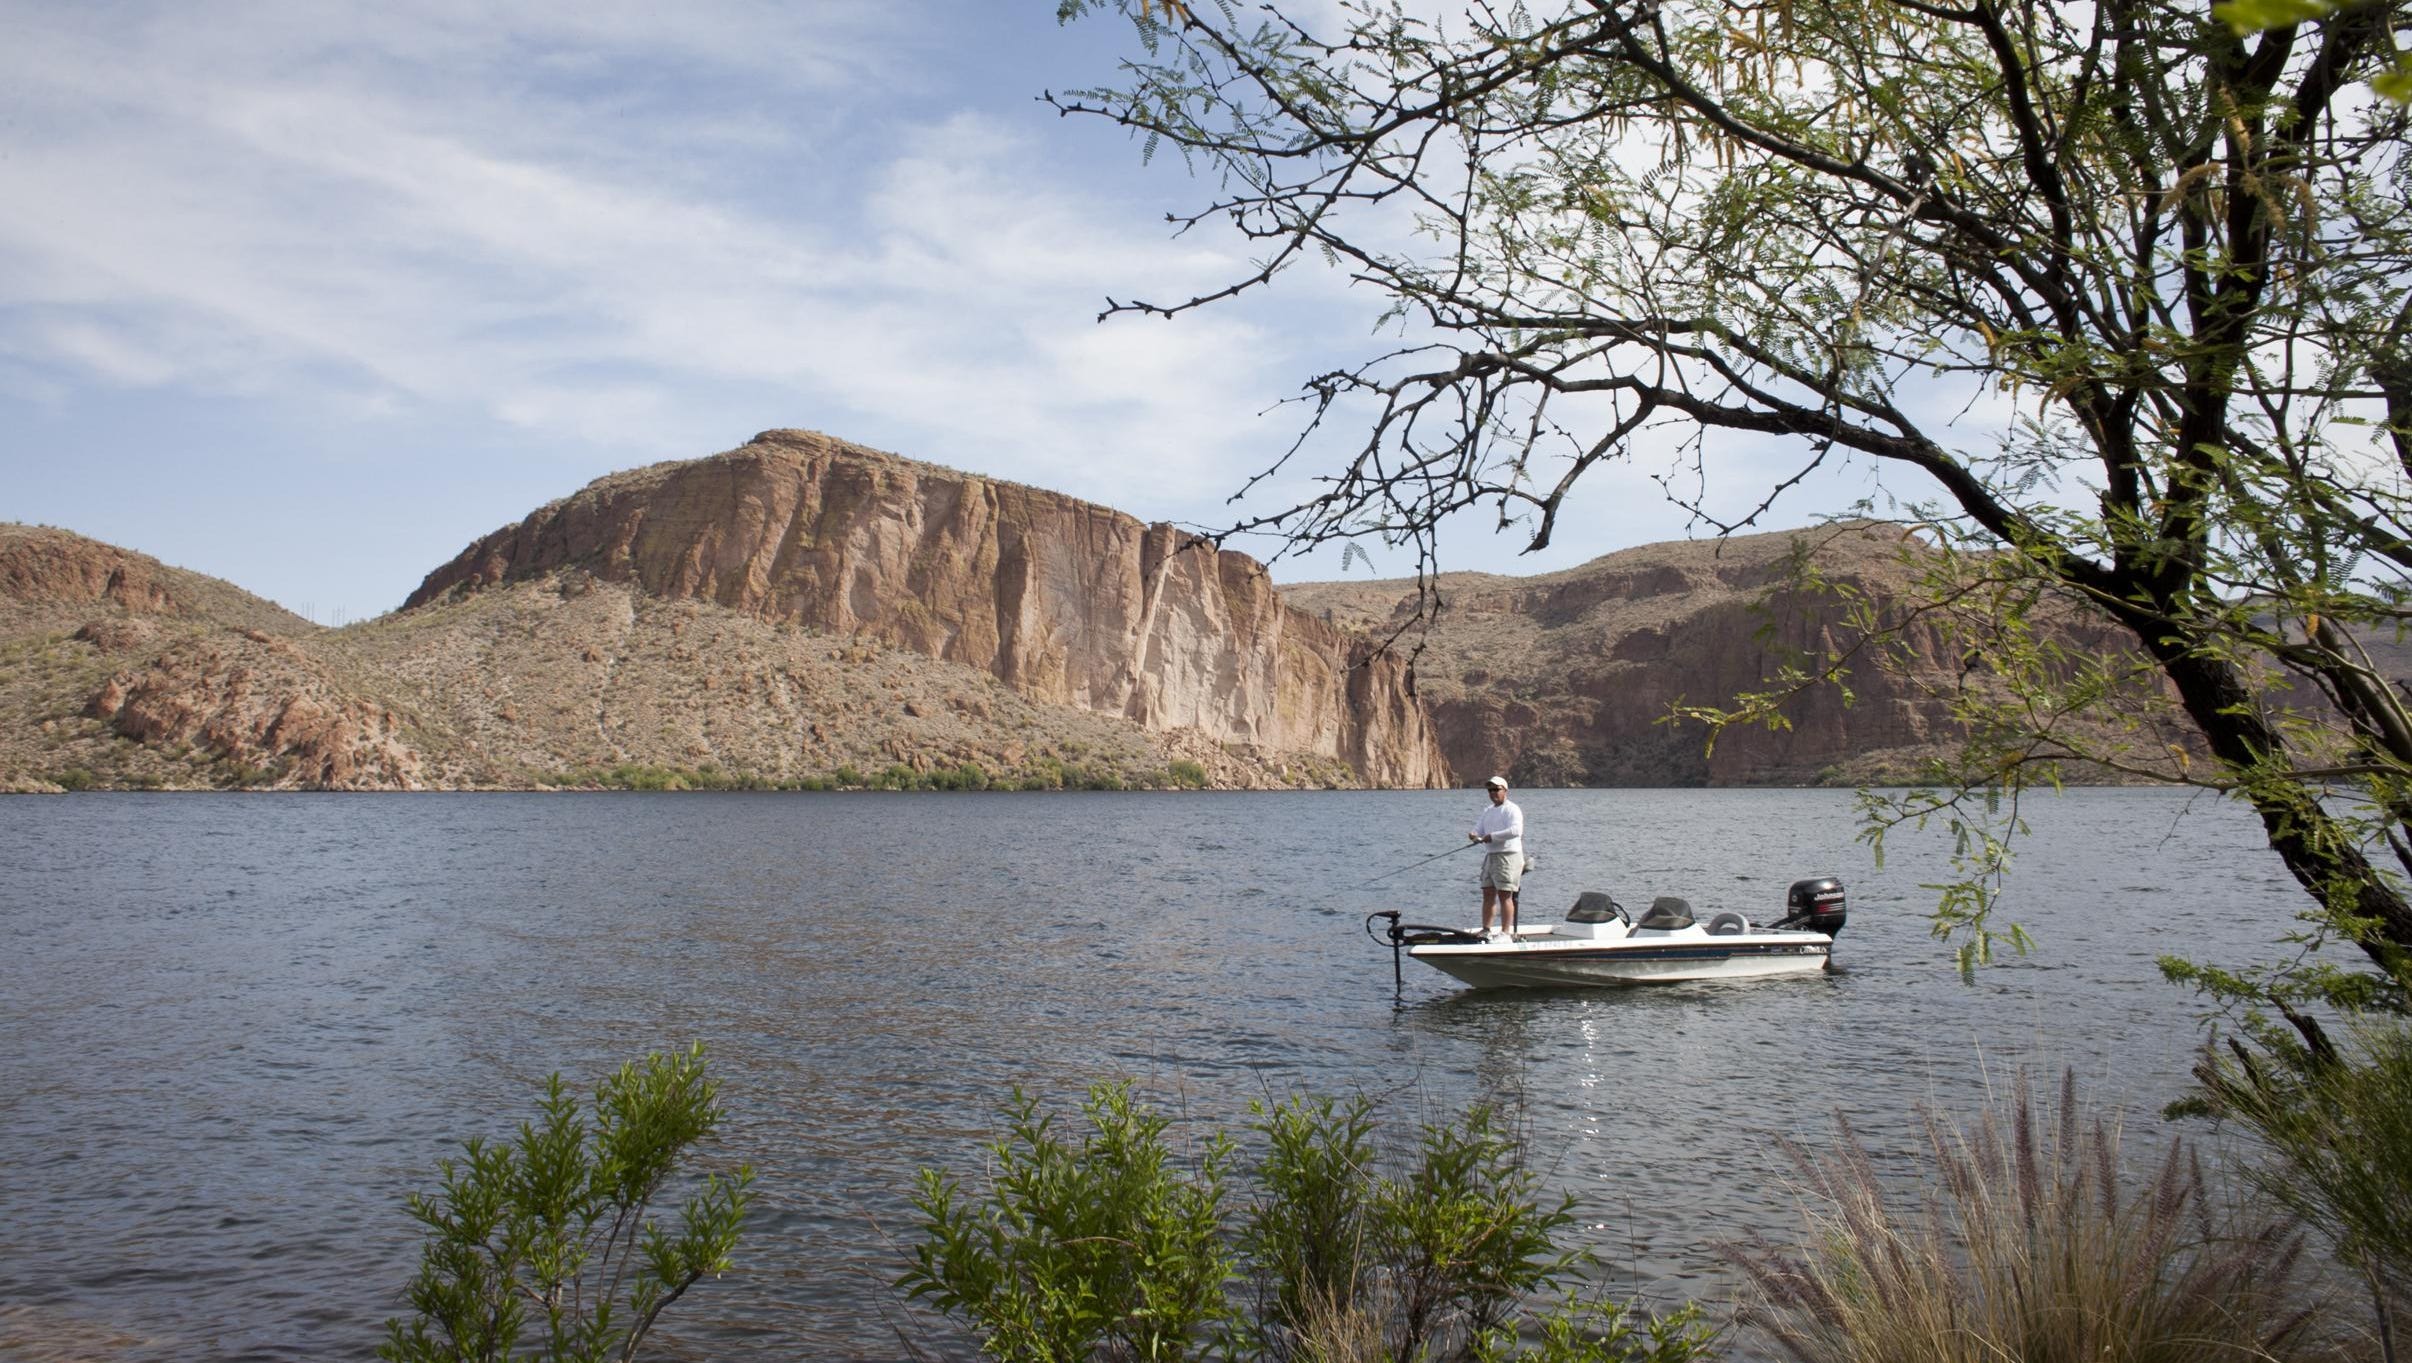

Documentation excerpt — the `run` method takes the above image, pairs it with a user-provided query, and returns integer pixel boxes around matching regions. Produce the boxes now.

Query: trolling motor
[1364,910,1484,994]
[1772,876,1848,937]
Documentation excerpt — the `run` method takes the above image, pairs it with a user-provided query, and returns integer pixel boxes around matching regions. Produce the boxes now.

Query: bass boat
[1368,877,1847,990]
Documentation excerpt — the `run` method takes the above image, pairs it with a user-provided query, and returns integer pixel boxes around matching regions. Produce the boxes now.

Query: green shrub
[927,762,990,791]
[1372,1101,1575,1350]
[221,760,274,787]
[600,763,686,791]
[903,1083,1240,1363]
[1070,766,1124,791]
[902,1083,1703,1363]
[1473,1297,1717,1363]
[50,767,97,791]
[1168,760,1208,789]
[2194,1017,2412,1351]
[380,1045,752,1363]
[1731,1070,2336,1363]
[1243,1093,1377,1334]
[832,765,865,788]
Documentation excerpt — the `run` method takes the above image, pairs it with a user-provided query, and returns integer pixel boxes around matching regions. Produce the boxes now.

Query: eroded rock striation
[1284,523,2182,786]
[408,431,1446,787]
[85,635,426,789]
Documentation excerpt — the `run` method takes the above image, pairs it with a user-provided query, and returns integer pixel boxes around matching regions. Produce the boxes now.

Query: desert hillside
[7,450,2256,794]
[0,433,1444,792]
[1283,522,2194,786]
[409,430,1443,787]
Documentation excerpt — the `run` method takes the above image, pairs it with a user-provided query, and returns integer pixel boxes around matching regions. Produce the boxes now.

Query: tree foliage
[1054,0,2412,1016]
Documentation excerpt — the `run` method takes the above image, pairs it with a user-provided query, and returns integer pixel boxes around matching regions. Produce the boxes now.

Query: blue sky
[0,1,1895,624]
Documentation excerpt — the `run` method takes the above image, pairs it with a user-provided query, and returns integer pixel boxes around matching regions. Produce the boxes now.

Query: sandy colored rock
[0,514,1402,792]
[84,637,427,790]
[408,431,1444,787]
[1284,523,2197,786]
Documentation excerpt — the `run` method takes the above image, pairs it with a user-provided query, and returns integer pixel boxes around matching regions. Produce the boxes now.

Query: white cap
[1485,776,1507,789]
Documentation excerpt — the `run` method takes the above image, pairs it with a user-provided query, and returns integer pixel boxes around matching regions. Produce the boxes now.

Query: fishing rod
[1356,839,1479,888]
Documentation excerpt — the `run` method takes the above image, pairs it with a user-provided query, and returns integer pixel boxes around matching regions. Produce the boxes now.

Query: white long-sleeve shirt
[1471,799,1524,857]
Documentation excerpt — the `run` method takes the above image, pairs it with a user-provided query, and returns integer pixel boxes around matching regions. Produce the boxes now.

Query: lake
[0,788,2308,1360]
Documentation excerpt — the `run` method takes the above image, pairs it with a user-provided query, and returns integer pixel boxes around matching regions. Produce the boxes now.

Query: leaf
[2374,55,2412,104]
[2211,0,2333,33]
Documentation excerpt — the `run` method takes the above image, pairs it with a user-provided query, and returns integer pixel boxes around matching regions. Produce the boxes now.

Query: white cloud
[0,1,1306,491]
[0,0,1893,619]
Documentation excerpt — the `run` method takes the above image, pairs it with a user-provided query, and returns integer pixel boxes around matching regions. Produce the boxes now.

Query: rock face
[1285,524,2144,786]
[85,635,426,789]
[0,526,314,630]
[0,519,1416,793]
[0,524,423,791]
[408,431,1446,787]
[0,529,183,615]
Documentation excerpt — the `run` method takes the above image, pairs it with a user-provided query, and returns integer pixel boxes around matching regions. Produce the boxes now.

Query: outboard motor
[1778,876,1848,937]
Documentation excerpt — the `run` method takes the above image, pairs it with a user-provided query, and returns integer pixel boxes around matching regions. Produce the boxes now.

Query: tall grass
[1730,1071,2343,1363]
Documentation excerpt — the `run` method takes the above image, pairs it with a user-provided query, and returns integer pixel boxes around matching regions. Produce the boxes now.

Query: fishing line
[1356,839,1479,888]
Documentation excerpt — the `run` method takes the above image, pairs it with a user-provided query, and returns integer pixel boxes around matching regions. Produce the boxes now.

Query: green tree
[380,1045,753,1363]
[1053,0,2412,1020]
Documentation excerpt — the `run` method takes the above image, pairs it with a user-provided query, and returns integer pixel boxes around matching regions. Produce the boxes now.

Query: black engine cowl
[1781,876,1847,937]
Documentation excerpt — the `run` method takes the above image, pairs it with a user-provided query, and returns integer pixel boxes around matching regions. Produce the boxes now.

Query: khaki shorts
[1481,851,1523,892]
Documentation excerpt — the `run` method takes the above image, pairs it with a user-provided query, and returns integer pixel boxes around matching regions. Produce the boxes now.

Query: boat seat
[1705,910,1749,935]
[1634,897,1694,930]
[1566,891,1624,924]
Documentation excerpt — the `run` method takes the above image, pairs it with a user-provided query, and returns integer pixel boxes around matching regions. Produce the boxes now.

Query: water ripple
[0,788,2295,1360]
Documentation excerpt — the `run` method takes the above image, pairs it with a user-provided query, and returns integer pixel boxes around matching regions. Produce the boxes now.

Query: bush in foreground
[1730,1070,2340,1363]
[899,1082,1714,1363]
[380,1045,753,1363]
[2195,1018,2412,1361]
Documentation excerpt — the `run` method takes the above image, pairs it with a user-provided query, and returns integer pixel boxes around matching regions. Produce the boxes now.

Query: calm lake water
[0,788,2310,1360]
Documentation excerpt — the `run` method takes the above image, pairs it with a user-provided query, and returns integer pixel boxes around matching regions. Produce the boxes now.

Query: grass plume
[1730,1070,2343,1363]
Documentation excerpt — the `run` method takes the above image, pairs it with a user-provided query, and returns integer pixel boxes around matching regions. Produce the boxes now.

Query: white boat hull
[1407,924,1832,989]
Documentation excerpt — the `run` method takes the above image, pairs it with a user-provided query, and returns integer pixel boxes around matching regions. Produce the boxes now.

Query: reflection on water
[0,788,2303,1360]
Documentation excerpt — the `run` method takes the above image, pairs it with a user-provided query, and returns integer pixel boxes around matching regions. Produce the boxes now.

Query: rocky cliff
[407,430,1446,787]
[1283,523,2187,786]
[0,523,1409,793]
[0,525,429,791]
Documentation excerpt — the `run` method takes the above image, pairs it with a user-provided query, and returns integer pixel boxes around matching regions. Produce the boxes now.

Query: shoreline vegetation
[3,755,1255,795]
[7,755,2155,795]
[385,1050,2399,1363]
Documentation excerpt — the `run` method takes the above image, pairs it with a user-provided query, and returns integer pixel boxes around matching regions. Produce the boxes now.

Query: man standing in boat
[1469,776,1524,941]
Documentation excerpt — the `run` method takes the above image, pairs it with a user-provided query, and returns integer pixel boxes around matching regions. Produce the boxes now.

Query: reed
[1730,1071,2345,1363]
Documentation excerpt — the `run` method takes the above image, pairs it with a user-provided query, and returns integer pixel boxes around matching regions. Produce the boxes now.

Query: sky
[0,0,1901,625]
